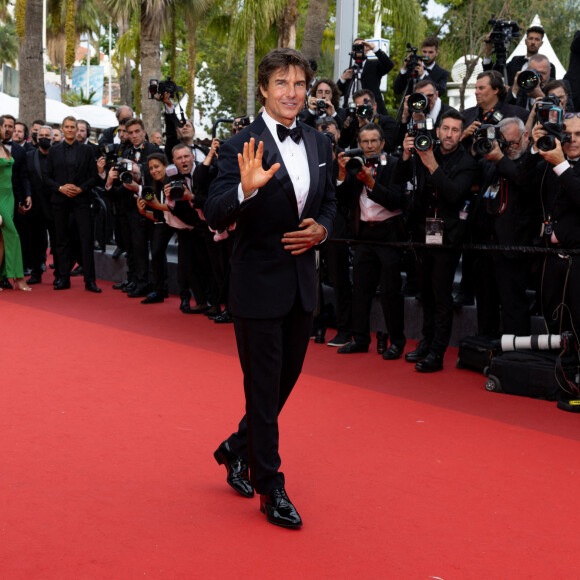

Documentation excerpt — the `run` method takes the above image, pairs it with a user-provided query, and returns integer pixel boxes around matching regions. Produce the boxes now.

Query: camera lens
[537,134,556,152]
[408,92,428,114]
[414,134,432,151]
[518,70,539,91]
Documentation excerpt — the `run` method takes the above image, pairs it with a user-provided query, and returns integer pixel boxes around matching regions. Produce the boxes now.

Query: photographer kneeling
[336,124,407,358]
[395,110,478,372]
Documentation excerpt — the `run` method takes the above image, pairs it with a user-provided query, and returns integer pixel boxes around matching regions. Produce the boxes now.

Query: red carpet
[1,279,580,579]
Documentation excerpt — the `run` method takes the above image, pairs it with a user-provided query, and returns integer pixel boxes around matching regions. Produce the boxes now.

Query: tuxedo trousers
[228,296,313,494]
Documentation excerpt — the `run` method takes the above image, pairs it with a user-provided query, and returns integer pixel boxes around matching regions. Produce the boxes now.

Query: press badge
[426,218,444,245]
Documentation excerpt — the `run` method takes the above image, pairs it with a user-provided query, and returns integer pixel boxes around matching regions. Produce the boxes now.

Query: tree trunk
[246,28,255,117]
[300,0,330,61]
[277,0,298,49]
[140,0,161,132]
[18,0,46,126]
[118,14,132,107]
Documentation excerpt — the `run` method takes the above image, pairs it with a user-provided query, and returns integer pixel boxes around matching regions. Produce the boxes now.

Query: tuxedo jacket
[393,63,450,97]
[43,141,98,204]
[8,142,31,204]
[564,31,580,114]
[205,114,337,319]
[337,49,394,114]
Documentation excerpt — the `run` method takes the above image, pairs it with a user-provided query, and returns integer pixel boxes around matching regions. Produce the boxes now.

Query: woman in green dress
[0,142,31,291]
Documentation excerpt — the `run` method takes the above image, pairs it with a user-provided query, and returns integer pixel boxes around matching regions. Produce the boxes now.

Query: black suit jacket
[205,114,337,319]
[393,63,450,97]
[484,55,557,87]
[26,148,52,219]
[43,141,98,204]
[336,49,394,115]
[8,142,31,204]
[564,31,580,114]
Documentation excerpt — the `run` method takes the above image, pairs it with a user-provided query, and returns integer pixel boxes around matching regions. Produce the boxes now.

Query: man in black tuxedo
[483,25,556,87]
[337,38,394,115]
[205,48,336,529]
[43,116,101,292]
[393,37,449,97]
[564,31,580,111]
[531,113,580,334]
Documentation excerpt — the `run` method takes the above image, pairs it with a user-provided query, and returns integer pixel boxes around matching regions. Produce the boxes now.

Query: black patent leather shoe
[260,488,302,529]
[112,280,128,290]
[141,291,164,304]
[404,340,431,363]
[338,340,369,354]
[54,278,71,290]
[415,352,444,373]
[382,343,404,360]
[213,440,254,498]
[214,309,233,323]
[127,285,151,298]
[122,282,137,294]
[27,275,42,285]
[85,281,102,293]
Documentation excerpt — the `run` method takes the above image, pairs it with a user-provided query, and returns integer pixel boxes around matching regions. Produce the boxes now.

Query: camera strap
[485,178,508,216]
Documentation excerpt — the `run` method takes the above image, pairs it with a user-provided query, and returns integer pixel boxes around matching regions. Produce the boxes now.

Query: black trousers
[149,222,173,294]
[126,206,151,288]
[351,219,406,347]
[228,297,313,494]
[416,246,461,355]
[52,200,95,281]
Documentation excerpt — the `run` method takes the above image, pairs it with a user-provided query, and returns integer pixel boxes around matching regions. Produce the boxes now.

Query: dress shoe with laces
[54,278,71,290]
[85,281,102,293]
[260,488,302,529]
[404,340,431,363]
[26,275,42,285]
[382,344,404,360]
[141,291,164,304]
[127,285,151,298]
[213,440,254,498]
[415,352,444,373]
[338,340,369,354]
[214,309,233,323]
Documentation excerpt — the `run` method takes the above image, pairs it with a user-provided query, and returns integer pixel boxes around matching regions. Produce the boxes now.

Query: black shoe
[122,282,137,294]
[415,352,444,373]
[23,267,32,276]
[85,281,102,293]
[0,279,12,289]
[141,291,164,304]
[260,488,302,529]
[214,310,233,323]
[205,305,221,319]
[453,292,474,308]
[405,340,431,363]
[327,333,351,347]
[26,275,42,285]
[213,440,254,498]
[313,327,326,344]
[182,304,209,314]
[376,331,388,354]
[338,340,369,354]
[70,265,84,277]
[112,247,125,260]
[112,280,129,290]
[382,344,404,360]
[54,278,71,290]
[127,285,151,298]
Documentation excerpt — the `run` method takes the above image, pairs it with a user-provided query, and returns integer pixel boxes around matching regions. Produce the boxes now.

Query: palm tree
[0,15,18,69]
[277,0,298,49]
[16,0,46,125]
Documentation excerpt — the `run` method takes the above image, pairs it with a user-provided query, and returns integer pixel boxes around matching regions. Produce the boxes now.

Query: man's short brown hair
[256,48,314,106]
[422,37,439,50]
[125,118,145,131]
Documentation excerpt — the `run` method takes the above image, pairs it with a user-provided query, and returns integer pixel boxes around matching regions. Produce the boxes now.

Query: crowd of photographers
[1,22,580,374]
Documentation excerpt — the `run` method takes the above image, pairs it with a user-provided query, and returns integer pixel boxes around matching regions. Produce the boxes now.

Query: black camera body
[115,159,134,184]
[488,15,520,67]
[350,43,367,66]
[343,148,383,176]
[405,43,429,75]
[165,164,187,201]
[517,69,540,92]
[356,102,374,121]
[316,99,329,115]
[100,143,118,169]
[535,96,570,152]
[148,76,184,99]
[473,124,507,156]
[408,119,435,152]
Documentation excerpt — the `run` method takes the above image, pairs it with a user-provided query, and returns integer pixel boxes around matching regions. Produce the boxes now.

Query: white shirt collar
[261,109,297,142]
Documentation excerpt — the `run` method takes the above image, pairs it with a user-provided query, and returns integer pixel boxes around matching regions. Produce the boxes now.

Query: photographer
[471,117,537,337]
[524,81,575,136]
[337,38,394,115]
[507,54,552,111]
[395,110,478,372]
[530,111,580,334]
[299,78,345,129]
[98,105,133,146]
[335,124,407,358]
[393,37,449,97]
[338,89,396,152]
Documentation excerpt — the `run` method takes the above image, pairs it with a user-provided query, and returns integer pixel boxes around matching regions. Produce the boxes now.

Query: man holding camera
[337,38,394,115]
[99,105,133,146]
[394,37,449,97]
[531,112,580,334]
[396,110,478,372]
[336,124,407,358]
[299,78,345,129]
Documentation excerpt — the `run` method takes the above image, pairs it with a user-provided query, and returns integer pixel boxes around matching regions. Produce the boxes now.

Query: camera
[100,144,118,169]
[356,101,374,121]
[343,148,382,176]
[115,159,134,184]
[405,43,429,74]
[535,96,571,152]
[350,43,366,66]
[316,99,329,115]
[148,76,184,99]
[517,69,540,92]
[141,186,155,203]
[232,116,252,135]
[165,164,187,201]
[407,92,429,114]
[488,15,520,68]
[408,119,435,152]
[472,124,507,156]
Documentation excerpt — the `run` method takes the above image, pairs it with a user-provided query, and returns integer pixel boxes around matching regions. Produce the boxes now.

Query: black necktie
[276,124,302,144]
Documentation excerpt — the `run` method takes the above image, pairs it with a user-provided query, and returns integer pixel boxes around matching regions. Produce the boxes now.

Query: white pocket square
[318,163,326,167]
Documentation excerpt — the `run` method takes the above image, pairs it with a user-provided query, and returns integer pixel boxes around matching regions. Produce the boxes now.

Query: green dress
[0,157,24,279]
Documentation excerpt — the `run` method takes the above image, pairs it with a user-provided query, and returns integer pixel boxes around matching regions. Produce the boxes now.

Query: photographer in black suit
[299,78,345,129]
[335,124,407,359]
[43,116,100,292]
[99,105,133,146]
[337,38,394,115]
[393,37,449,97]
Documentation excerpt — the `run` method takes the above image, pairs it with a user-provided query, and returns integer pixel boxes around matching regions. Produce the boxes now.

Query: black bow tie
[276,124,302,144]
